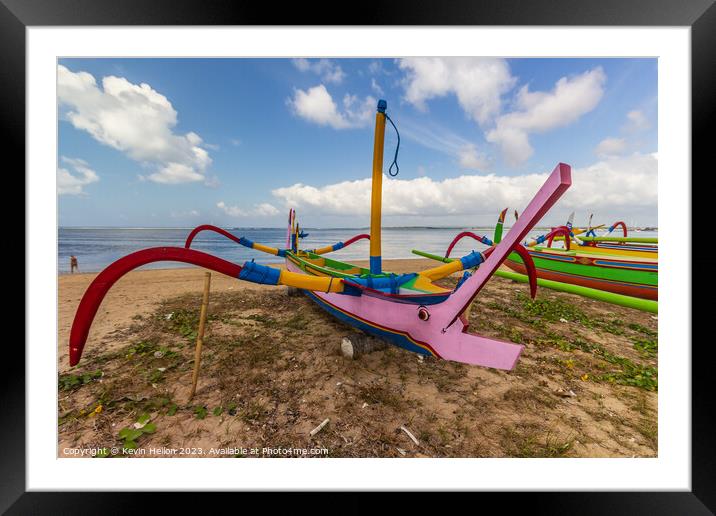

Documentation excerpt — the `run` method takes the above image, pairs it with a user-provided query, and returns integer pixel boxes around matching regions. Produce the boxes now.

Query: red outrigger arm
[444,231,538,298]
[609,221,628,237]
[458,241,538,299]
[509,245,538,298]
[184,224,245,248]
[69,247,243,367]
[546,225,572,250]
[341,233,370,247]
[444,231,492,259]
[184,224,369,256]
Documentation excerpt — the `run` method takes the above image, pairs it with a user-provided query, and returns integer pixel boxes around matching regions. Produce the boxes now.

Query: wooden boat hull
[587,242,658,255]
[505,249,658,300]
[285,257,525,369]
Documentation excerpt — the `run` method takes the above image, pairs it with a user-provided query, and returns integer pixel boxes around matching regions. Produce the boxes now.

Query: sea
[58,227,659,274]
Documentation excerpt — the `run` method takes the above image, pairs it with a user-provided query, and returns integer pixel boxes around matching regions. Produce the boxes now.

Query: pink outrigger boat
[69,100,571,370]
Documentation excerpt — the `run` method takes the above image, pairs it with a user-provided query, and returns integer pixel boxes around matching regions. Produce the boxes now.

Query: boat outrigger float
[69,99,571,370]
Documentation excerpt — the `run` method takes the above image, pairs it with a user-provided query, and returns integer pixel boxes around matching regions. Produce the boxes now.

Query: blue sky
[58,58,657,228]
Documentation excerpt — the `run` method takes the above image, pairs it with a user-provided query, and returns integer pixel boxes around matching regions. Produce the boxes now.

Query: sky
[58,58,657,228]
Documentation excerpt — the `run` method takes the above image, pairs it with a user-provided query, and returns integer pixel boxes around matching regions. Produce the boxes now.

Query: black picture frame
[6,0,714,512]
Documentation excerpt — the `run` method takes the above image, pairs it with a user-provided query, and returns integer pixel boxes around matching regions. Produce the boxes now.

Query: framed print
[6,0,715,512]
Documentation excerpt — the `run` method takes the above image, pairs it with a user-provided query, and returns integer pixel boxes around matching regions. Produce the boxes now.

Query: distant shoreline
[58,226,660,231]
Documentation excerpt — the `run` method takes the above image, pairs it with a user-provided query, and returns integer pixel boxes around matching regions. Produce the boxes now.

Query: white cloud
[458,144,489,171]
[217,201,246,217]
[371,78,384,96]
[292,59,345,84]
[400,121,489,172]
[624,109,650,132]
[255,203,280,216]
[398,58,516,125]
[57,156,99,195]
[561,153,657,211]
[271,153,656,220]
[595,137,627,158]
[487,67,606,166]
[217,201,280,217]
[288,85,375,129]
[57,64,213,185]
[147,163,204,184]
[595,109,652,157]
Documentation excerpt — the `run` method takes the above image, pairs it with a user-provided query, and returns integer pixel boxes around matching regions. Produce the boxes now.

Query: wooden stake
[189,272,211,400]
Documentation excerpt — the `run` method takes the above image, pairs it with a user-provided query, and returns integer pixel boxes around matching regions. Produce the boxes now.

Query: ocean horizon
[58,226,658,274]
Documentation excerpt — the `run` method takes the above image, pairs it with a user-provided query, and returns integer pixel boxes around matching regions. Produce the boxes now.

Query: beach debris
[133,413,152,429]
[165,312,173,320]
[559,317,568,323]
[651,316,658,320]
[154,351,164,358]
[555,388,577,398]
[396,447,407,456]
[400,425,420,446]
[361,402,368,409]
[310,418,330,437]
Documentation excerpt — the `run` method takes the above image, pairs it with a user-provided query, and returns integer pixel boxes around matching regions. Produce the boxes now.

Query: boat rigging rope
[385,113,400,177]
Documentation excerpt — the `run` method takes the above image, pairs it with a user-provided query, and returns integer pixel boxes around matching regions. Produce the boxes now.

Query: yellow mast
[369,99,387,275]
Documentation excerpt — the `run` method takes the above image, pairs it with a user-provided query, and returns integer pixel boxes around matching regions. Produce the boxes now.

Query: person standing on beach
[70,255,79,274]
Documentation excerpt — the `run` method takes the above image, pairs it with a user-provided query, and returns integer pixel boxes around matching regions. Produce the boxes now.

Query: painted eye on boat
[417,307,430,321]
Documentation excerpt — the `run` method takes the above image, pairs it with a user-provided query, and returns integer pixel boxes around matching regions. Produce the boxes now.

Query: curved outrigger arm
[417,243,539,299]
[68,246,349,366]
[184,224,369,257]
[444,232,493,259]
[184,224,287,256]
[550,223,605,242]
[545,226,572,250]
[606,220,628,237]
[525,225,572,249]
[307,233,370,255]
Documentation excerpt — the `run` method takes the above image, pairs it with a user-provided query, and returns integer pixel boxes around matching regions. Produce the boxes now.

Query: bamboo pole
[369,100,387,275]
[189,272,212,400]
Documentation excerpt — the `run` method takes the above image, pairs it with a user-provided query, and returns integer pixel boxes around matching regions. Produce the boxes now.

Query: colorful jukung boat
[503,219,658,301]
[549,218,658,256]
[68,99,572,371]
[437,213,658,302]
[503,248,657,300]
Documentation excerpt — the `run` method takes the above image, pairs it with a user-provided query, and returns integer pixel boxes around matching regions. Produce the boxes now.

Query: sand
[57,260,431,371]
[58,259,658,458]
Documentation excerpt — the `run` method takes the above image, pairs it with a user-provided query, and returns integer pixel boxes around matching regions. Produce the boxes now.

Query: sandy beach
[58,259,657,458]
[57,259,434,370]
